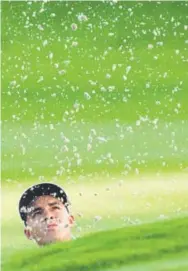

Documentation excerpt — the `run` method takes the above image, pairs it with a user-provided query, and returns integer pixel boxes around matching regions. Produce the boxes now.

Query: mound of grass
[3,216,188,271]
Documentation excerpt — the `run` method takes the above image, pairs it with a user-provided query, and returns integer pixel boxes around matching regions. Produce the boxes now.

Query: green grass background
[1,1,188,270]
[2,1,188,180]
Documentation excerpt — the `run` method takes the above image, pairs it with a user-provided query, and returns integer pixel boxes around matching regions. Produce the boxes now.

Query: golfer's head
[19,183,74,246]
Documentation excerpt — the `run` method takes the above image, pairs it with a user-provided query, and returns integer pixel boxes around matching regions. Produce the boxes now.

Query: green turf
[105,256,188,271]
[2,216,188,271]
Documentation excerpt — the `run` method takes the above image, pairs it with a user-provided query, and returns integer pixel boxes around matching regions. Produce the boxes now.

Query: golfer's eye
[52,206,60,210]
[32,211,42,218]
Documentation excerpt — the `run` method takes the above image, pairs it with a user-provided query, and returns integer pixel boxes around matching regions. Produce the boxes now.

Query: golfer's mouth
[47,223,58,230]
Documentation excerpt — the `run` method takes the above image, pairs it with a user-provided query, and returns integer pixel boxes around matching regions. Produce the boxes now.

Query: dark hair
[19,183,70,223]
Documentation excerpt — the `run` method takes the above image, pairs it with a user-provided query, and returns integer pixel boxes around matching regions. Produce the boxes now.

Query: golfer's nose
[44,209,54,220]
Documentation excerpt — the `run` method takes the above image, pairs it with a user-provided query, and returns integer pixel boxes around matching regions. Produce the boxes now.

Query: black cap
[19,183,70,223]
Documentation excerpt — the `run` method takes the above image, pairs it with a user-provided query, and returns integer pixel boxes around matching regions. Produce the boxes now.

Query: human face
[24,195,74,246]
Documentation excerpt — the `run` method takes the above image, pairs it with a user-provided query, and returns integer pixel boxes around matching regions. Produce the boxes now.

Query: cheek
[58,212,69,224]
[32,225,47,240]
[28,219,45,233]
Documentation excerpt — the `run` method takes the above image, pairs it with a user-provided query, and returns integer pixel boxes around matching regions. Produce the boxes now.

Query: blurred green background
[2,1,188,181]
[2,1,188,270]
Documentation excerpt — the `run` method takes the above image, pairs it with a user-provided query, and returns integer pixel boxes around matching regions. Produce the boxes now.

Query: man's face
[24,195,74,245]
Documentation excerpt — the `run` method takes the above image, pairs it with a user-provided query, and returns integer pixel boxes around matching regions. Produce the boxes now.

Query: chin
[43,234,69,245]
[36,230,70,245]
[38,237,58,246]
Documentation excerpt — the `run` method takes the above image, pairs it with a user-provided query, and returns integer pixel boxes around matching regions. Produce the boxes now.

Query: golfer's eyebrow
[28,202,61,215]
[48,201,60,207]
[29,207,43,215]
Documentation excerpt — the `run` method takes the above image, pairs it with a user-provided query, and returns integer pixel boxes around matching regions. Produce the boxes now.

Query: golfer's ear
[24,226,33,240]
[68,215,75,226]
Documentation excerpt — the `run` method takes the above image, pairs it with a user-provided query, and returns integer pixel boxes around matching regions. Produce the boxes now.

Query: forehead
[32,195,63,207]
